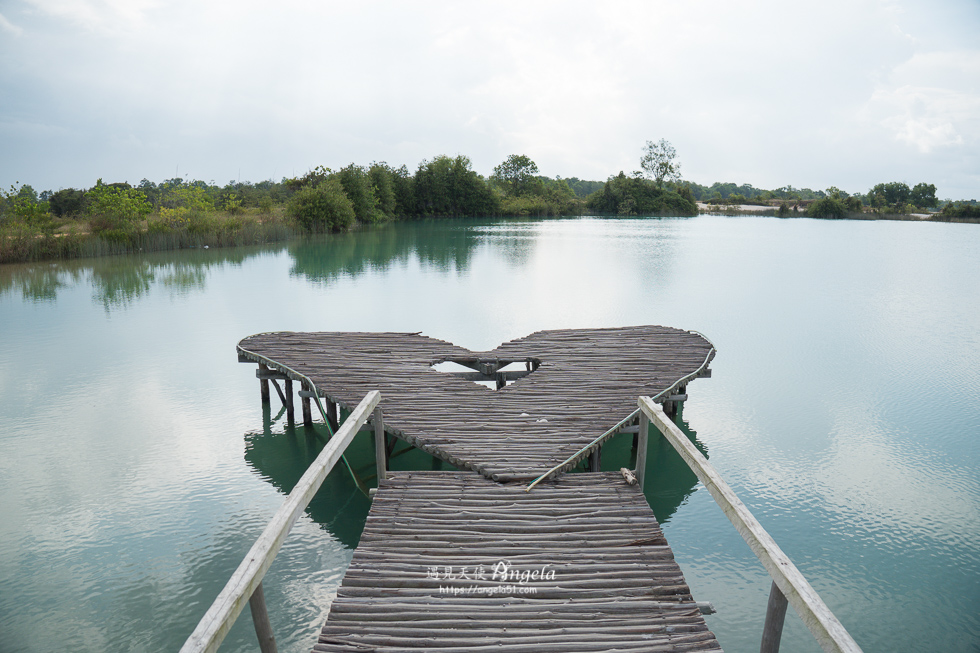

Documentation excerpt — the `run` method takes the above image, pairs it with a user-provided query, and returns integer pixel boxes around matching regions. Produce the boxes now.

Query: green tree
[369,163,399,218]
[48,188,86,217]
[2,183,49,224]
[86,180,152,222]
[288,179,355,232]
[910,183,937,208]
[586,171,697,215]
[337,164,384,223]
[869,182,911,206]
[491,154,539,197]
[640,139,681,187]
[414,155,498,217]
[807,197,848,219]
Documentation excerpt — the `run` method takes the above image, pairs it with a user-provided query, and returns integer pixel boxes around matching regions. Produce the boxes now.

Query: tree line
[2,141,975,263]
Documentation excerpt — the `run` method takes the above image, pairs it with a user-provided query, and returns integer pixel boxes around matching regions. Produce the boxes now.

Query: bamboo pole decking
[195,326,862,653]
[237,326,715,482]
[231,327,724,651]
[315,471,721,653]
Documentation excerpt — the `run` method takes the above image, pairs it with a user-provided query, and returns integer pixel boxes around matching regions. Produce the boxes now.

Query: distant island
[2,144,977,264]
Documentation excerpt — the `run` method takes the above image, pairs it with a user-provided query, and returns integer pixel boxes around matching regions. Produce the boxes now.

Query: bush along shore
[3,150,974,264]
[0,153,699,264]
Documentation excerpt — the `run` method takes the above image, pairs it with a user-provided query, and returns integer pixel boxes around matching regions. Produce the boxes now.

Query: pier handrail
[637,396,861,653]
[180,390,383,653]
[526,339,716,491]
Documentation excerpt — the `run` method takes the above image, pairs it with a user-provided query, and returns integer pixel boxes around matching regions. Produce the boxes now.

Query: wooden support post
[326,401,338,432]
[760,580,789,653]
[258,363,270,404]
[284,379,294,423]
[248,581,278,653]
[373,406,387,484]
[301,395,312,426]
[589,446,601,472]
[636,411,650,491]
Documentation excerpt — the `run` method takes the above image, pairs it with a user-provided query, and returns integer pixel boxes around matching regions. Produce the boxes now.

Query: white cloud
[23,0,159,31]
[865,51,980,153]
[0,12,23,35]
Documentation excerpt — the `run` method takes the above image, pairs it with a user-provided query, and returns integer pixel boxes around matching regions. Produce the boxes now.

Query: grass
[0,207,299,264]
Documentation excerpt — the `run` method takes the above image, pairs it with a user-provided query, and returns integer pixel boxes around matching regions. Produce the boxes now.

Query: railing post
[760,580,789,653]
[374,406,387,483]
[258,363,270,404]
[249,581,278,653]
[636,411,650,491]
[284,379,294,423]
[588,445,601,471]
[326,400,338,432]
[301,393,312,426]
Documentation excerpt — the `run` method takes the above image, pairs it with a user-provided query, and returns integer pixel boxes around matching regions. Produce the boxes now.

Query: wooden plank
[638,397,862,653]
[180,390,381,653]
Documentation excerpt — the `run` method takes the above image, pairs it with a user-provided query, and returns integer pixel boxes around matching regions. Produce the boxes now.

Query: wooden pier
[237,326,715,482]
[316,470,720,652]
[181,326,861,653]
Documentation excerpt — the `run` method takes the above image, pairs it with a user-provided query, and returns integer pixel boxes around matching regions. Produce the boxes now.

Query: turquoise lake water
[0,215,977,652]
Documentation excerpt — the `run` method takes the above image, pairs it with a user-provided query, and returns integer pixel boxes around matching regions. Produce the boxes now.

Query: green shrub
[807,197,848,219]
[288,180,356,232]
[87,180,152,222]
[938,203,980,219]
[585,173,698,215]
[48,188,86,217]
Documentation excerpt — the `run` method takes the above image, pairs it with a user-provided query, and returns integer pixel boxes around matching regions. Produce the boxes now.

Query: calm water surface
[1,216,978,652]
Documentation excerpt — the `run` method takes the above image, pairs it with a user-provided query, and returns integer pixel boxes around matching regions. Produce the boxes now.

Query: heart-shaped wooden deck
[238,325,714,482]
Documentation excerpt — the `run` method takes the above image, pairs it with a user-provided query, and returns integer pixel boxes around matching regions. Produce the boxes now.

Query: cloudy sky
[1,0,978,199]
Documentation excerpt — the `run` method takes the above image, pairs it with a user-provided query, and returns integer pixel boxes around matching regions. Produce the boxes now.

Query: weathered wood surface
[238,326,714,481]
[314,471,721,652]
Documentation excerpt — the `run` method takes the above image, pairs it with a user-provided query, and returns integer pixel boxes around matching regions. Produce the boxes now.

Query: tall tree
[910,183,937,208]
[491,154,539,197]
[640,139,681,187]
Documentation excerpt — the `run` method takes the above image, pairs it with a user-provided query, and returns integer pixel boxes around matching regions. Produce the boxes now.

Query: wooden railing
[180,390,386,653]
[637,397,862,653]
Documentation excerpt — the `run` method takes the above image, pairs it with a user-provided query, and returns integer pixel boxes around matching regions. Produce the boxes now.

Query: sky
[1,0,978,200]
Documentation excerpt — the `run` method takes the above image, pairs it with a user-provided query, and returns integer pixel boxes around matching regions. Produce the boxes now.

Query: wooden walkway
[238,326,714,482]
[185,327,860,653]
[315,471,721,652]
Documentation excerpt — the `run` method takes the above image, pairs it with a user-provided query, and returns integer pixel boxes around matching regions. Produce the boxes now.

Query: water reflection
[645,414,710,524]
[0,243,285,308]
[245,396,709,546]
[596,408,709,524]
[243,414,372,549]
[288,219,494,284]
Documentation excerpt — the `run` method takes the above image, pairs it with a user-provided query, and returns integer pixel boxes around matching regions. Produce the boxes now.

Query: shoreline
[3,210,977,267]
